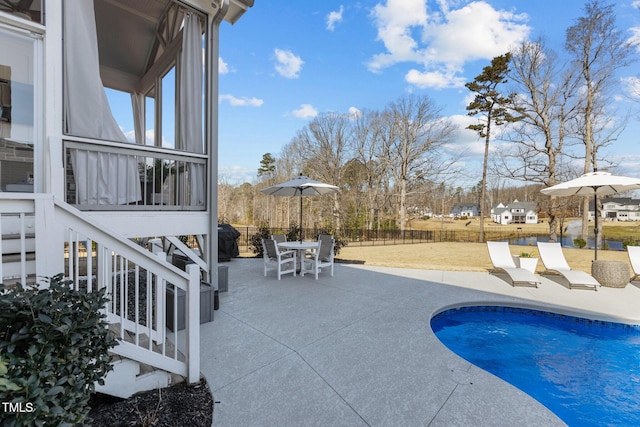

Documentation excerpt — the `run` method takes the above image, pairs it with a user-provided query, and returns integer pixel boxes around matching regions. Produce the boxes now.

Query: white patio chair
[262,238,296,280]
[271,234,287,244]
[271,233,294,259]
[301,235,334,280]
[536,242,600,290]
[486,241,540,287]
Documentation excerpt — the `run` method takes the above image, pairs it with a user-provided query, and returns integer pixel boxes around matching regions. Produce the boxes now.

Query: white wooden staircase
[0,194,202,398]
[96,359,171,399]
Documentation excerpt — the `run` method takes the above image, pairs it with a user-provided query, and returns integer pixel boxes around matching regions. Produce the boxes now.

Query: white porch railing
[63,136,207,211]
[0,194,200,384]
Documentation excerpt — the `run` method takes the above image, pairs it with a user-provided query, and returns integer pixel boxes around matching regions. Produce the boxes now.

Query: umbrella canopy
[260,174,339,241]
[541,171,640,259]
[540,171,640,197]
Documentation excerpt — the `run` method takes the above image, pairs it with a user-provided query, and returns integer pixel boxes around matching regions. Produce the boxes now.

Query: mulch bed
[88,379,213,426]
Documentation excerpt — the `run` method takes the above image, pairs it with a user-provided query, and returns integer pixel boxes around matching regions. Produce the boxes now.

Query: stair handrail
[53,197,200,383]
[0,194,200,384]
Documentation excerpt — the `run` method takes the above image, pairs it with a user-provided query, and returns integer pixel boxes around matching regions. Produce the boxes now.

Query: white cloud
[633,1,640,9]
[274,48,304,78]
[367,0,530,89]
[122,129,166,146]
[446,114,486,157]
[218,165,257,184]
[367,0,427,72]
[219,57,230,74]
[327,5,344,31]
[461,91,476,108]
[405,68,465,89]
[291,104,318,119]
[622,76,640,99]
[219,94,264,107]
[347,106,362,118]
[628,27,640,51]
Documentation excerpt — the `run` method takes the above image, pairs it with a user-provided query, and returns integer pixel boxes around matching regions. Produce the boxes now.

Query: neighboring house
[409,206,433,217]
[590,197,640,221]
[491,200,538,225]
[0,0,253,398]
[450,203,480,218]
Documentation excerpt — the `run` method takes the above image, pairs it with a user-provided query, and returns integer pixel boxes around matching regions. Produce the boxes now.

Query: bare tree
[565,0,635,243]
[295,112,353,230]
[500,39,581,241]
[383,95,457,232]
[351,109,392,230]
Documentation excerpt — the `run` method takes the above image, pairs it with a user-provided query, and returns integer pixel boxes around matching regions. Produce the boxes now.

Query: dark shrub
[285,224,302,242]
[0,275,116,426]
[249,223,271,257]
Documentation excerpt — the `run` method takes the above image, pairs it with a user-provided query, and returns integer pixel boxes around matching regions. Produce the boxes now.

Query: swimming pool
[431,306,640,426]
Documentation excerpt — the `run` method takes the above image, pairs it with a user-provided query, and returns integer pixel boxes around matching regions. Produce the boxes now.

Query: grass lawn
[337,241,630,274]
[240,217,640,274]
[340,217,637,274]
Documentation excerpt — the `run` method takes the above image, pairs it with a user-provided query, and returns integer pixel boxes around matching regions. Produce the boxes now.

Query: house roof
[590,197,640,210]
[601,197,640,205]
[491,200,536,212]
[509,201,536,210]
[450,203,480,213]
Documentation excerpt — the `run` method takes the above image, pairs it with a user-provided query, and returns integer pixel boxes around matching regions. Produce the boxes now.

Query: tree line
[219,0,637,242]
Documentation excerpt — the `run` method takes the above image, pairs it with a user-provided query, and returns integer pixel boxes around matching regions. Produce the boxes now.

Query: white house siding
[491,201,538,225]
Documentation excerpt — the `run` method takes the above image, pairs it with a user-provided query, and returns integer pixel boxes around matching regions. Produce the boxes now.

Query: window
[0,1,44,25]
[0,24,40,192]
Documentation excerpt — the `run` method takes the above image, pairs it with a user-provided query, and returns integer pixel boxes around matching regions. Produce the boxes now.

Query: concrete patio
[200,258,640,426]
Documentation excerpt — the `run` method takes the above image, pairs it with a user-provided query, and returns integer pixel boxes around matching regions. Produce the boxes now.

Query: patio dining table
[277,241,319,274]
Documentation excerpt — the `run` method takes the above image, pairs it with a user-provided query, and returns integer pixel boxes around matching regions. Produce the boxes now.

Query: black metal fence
[235,227,517,255]
[234,226,633,255]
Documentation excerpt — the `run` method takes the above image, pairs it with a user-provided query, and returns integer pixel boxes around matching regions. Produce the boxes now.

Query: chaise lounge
[627,246,640,282]
[536,242,600,290]
[486,241,540,287]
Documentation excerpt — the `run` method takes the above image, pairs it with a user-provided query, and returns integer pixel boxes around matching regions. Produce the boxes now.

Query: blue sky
[216,0,640,186]
[106,1,640,186]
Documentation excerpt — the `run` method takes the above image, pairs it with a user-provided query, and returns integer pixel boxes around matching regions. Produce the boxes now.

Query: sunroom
[1,0,253,279]
[0,0,253,396]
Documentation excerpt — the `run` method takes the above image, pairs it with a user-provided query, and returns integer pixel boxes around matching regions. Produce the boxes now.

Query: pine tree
[466,53,523,242]
[257,153,276,178]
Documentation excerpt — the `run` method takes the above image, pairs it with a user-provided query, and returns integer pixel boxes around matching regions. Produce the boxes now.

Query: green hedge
[0,275,117,426]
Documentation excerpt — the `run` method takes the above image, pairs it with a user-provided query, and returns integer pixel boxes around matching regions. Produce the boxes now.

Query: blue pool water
[431,306,640,426]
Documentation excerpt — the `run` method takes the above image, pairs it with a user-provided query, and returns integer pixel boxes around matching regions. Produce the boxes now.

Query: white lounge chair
[262,238,296,280]
[486,241,540,287]
[627,246,640,282]
[536,242,600,290]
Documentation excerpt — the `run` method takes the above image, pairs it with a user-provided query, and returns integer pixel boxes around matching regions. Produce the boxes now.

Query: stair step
[105,322,187,398]
[1,259,36,282]
[1,235,35,255]
[94,359,170,399]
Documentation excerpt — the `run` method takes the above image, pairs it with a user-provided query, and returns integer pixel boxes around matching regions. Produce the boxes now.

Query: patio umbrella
[541,171,640,260]
[260,174,340,241]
